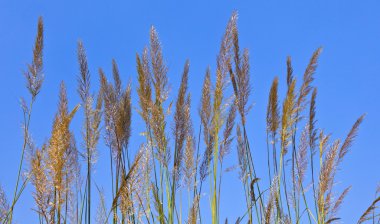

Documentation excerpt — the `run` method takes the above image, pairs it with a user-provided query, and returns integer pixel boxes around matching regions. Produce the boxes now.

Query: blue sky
[0,1,379,223]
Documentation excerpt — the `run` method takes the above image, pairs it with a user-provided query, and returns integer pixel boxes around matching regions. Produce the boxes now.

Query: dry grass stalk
[47,83,79,223]
[136,49,153,126]
[267,77,280,137]
[309,88,318,151]
[119,171,135,218]
[296,48,322,113]
[150,26,169,106]
[199,136,214,182]
[286,56,293,88]
[138,145,153,223]
[77,41,102,223]
[149,27,170,164]
[212,12,236,135]
[199,68,214,182]
[230,19,251,125]
[171,61,191,222]
[95,187,108,224]
[210,12,237,224]
[152,182,165,224]
[318,131,331,159]
[317,140,340,223]
[308,87,319,219]
[264,178,278,224]
[173,60,190,182]
[219,102,236,161]
[358,197,380,223]
[314,115,364,223]
[266,76,280,187]
[30,145,50,221]
[200,68,212,137]
[25,17,44,100]
[236,125,248,182]
[184,134,196,190]
[198,68,214,181]
[111,151,142,214]
[329,186,351,220]
[338,114,365,164]
[266,76,280,190]
[281,79,297,154]
[7,17,45,224]
[0,185,9,222]
[77,41,90,103]
[187,195,200,224]
[295,126,308,194]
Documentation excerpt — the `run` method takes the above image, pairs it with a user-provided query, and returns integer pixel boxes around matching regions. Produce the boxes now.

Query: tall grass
[0,12,377,224]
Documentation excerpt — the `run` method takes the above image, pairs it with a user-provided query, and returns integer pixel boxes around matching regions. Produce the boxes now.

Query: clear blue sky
[0,1,379,223]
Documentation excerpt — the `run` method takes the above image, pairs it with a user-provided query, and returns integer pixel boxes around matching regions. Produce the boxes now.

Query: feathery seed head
[219,102,236,161]
[338,114,365,164]
[286,56,293,88]
[0,185,9,222]
[200,68,212,141]
[150,26,169,104]
[236,125,248,182]
[136,52,152,125]
[309,88,318,153]
[281,79,297,154]
[267,77,280,136]
[173,61,190,178]
[296,47,322,113]
[77,41,90,103]
[25,17,44,99]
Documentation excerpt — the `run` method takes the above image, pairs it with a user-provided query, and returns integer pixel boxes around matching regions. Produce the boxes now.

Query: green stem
[8,100,34,224]
[243,126,264,219]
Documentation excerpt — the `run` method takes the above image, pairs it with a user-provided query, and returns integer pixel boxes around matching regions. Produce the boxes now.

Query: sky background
[0,1,379,223]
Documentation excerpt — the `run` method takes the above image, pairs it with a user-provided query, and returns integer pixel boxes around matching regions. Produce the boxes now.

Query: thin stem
[243,126,264,217]
[282,155,292,221]
[266,132,272,186]
[8,100,34,223]
[310,148,318,219]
